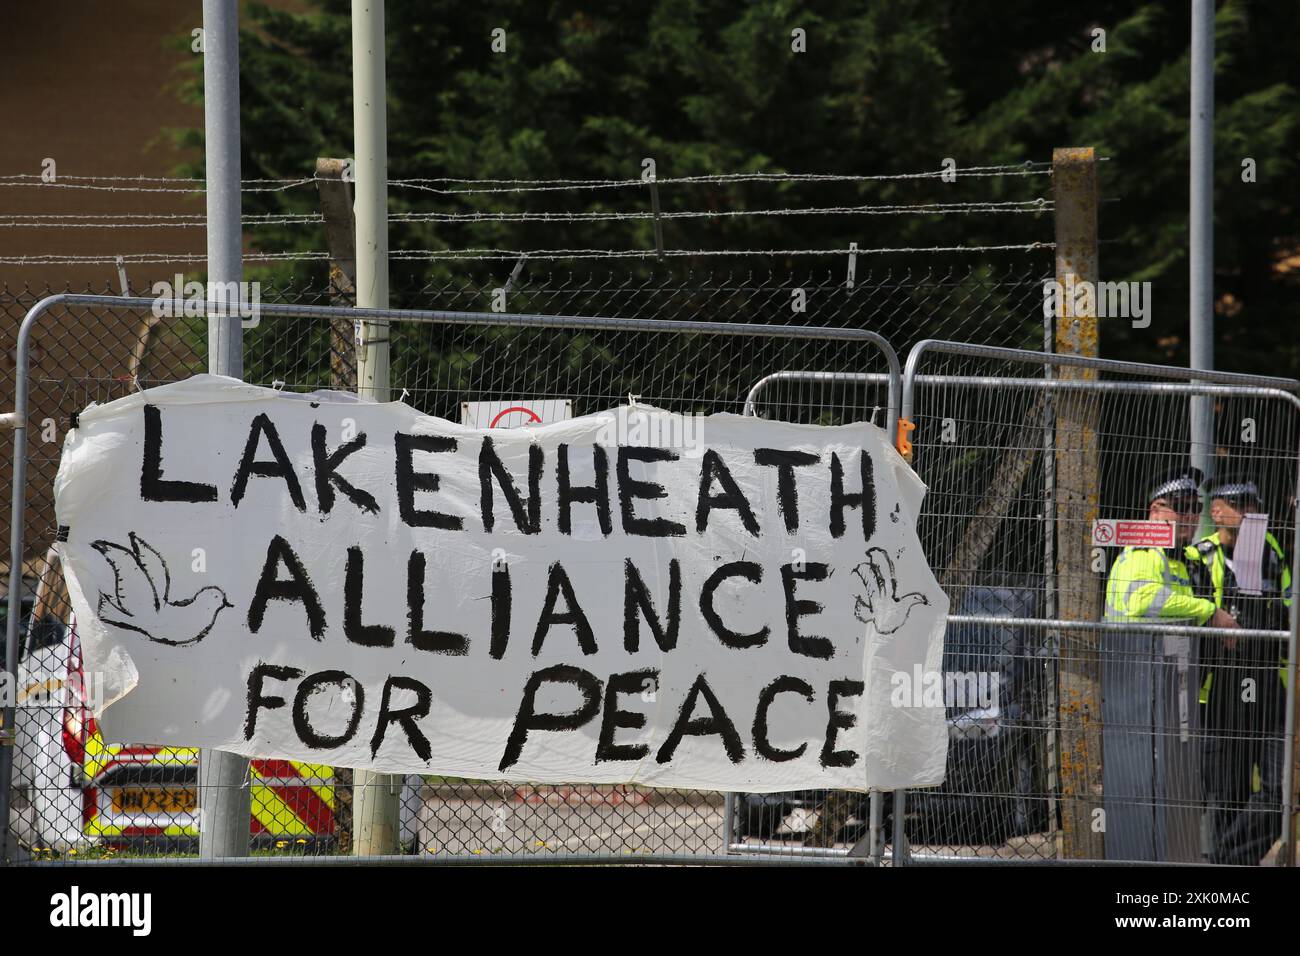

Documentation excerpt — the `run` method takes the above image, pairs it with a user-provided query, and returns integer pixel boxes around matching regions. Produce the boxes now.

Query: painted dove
[92,532,231,647]
[852,546,929,635]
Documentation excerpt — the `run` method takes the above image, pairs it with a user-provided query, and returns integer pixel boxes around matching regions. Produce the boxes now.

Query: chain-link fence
[0,264,1049,566]
[11,264,1042,864]
[18,263,1294,866]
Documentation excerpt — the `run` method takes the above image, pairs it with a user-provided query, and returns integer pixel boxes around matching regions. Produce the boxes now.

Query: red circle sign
[1094,523,1114,544]
[488,406,543,428]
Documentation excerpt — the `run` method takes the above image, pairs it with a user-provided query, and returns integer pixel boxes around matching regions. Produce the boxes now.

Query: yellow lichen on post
[1052,147,1104,860]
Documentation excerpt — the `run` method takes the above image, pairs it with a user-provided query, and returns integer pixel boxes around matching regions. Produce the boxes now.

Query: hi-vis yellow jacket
[1184,530,1292,696]
[1104,546,1217,624]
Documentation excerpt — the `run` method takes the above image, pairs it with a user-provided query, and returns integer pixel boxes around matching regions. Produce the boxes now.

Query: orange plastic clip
[896,418,917,461]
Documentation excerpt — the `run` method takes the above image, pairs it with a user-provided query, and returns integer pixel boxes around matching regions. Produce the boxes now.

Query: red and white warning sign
[1091,519,1175,548]
[460,399,573,429]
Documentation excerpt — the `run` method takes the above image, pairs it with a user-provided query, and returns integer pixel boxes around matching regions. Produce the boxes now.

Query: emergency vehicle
[11,549,336,853]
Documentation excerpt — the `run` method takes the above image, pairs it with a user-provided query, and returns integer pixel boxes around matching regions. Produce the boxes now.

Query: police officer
[1102,465,1238,861]
[1185,476,1291,865]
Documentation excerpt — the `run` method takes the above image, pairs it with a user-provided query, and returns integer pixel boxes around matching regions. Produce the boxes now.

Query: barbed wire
[0,242,1052,266]
[0,178,316,194]
[0,162,1055,194]
[0,164,1057,264]
[425,199,1052,221]
[0,252,326,265]
[0,212,323,228]
[392,164,1053,195]
[0,174,292,184]
[387,243,1054,260]
[386,162,1053,187]
[0,199,1051,230]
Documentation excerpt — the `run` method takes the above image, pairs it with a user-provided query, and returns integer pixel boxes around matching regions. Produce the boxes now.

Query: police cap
[1208,474,1262,507]
[1147,465,1204,506]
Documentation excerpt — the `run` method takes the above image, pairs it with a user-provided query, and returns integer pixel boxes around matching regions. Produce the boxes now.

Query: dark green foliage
[173,0,1299,376]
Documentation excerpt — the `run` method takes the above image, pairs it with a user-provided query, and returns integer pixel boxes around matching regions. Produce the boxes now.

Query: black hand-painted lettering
[344,546,394,647]
[407,551,468,655]
[499,665,602,771]
[532,561,597,656]
[292,670,364,749]
[655,673,744,764]
[830,450,876,541]
[141,404,217,503]
[248,535,326,639]
[820,679,864,768]
[595,668,657,763]
[753,676,815,762]
[244,661,304,739]
[311,423,378,515]
[490,563,512,660]
[623,558,681,653]
[231,413,306,511]
[699,561,769,649]
[781,562,832,660]
[557,443,612,536]
[616,447,686,537]
[480,436,543,534]
[370,675,433,760]
[395,433,462,530]
[695,449,760,535]
[754,448,819,533]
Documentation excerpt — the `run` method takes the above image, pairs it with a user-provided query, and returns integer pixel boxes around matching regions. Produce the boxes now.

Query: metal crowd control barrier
[899,340,1300,865]
[735,369,899,863]
[742,370,899,447]
[1,293,901,865]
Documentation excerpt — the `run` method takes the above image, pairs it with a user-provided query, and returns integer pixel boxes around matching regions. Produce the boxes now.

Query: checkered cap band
[1149,475,1200,502]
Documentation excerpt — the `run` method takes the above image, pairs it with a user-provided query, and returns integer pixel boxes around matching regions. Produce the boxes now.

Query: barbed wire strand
[391,166,1053,195]
[0,178,316,194]
[0,162,1056,194]
[0,242,1052,266]
[0,199,1053,229]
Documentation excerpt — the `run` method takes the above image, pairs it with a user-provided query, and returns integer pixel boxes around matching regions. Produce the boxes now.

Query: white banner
[56,375,948,792]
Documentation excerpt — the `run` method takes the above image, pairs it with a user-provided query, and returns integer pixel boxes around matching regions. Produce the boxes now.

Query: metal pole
[353,0,390,400]
[1190,0,1216,508]
[1043,304,1061,855]
[198,0,251,860]
[0,378,28,862]
[1280,461,1300,866]
[204,0,244,381]
[351,0,400,856]
[863,789,882,863]
[721,793,736,852]
[891,789,907,865]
